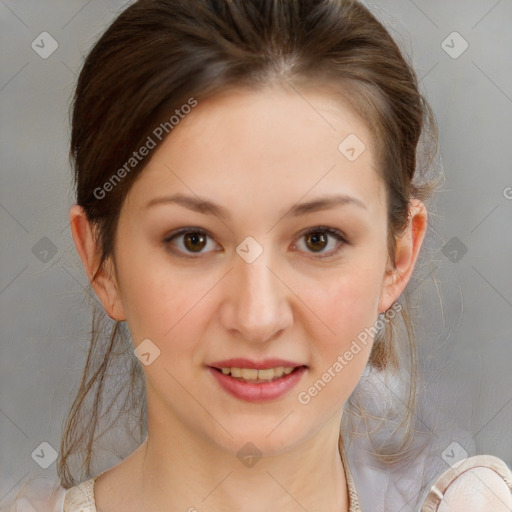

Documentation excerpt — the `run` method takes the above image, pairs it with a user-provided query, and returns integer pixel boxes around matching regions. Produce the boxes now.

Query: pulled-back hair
[59,0,439,487]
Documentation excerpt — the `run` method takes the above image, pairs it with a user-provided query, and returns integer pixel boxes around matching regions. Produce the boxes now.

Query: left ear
[378,198,428,313]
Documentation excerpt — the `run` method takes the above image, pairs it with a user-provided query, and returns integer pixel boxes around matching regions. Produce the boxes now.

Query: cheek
[296,270,383,409]
[114,249,204,343]
[307,261,385,344]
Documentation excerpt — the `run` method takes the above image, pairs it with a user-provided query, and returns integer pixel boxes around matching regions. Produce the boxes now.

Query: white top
[5,454,512,512]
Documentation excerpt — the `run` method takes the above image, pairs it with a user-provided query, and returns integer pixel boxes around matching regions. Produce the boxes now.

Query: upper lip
[208,358,306,370]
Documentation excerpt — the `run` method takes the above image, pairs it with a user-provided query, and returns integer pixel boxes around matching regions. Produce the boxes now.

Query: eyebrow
[144,192,367,220]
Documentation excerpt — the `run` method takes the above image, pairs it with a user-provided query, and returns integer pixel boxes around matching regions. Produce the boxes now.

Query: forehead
[123,84,386,218]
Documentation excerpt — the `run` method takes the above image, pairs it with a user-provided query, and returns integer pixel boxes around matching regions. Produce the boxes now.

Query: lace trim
[421,454,512,511]
[63,478,97,512]
[339,436,362,512]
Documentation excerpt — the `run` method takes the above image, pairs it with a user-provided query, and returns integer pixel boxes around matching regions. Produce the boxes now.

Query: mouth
[207,359,308,402]
[210,365,304,382]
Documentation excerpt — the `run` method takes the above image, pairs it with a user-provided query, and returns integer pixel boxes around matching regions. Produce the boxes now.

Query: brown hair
[59,0,439,486]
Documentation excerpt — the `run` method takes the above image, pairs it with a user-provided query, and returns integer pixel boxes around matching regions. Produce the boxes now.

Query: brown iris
[184,232,207,252]
[305,232,328,252]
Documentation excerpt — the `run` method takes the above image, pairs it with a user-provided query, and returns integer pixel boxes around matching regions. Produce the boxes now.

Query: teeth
[218,366,297,381]
[257,368,277,380]
[231,368,242,378]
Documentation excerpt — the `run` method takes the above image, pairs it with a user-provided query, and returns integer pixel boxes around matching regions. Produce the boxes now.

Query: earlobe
[69,204,126,321]
[378,199,428,313]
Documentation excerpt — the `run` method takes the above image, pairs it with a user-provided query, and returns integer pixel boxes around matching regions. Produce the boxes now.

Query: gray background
[1,0,511,507]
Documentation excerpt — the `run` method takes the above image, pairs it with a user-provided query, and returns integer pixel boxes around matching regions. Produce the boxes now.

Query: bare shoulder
[437,466,512,512]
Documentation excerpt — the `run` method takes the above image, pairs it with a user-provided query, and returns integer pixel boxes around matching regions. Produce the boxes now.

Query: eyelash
[163,226,348,259]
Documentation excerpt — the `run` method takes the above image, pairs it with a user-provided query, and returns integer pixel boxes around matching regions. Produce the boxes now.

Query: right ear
[69,204,126,321]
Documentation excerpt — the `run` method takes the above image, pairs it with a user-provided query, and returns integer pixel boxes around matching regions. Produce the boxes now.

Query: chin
[203,414,320,460]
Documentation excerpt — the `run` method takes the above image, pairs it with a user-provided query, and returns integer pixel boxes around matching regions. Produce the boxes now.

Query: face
[102,84,400,456]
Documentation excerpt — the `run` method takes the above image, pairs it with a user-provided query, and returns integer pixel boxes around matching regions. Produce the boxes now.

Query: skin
[70,82,427,512]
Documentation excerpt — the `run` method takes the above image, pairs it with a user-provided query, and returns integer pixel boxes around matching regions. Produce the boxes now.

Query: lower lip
[207,367,307,403]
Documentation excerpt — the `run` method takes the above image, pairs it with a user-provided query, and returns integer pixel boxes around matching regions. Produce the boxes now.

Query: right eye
[163,228,220,257]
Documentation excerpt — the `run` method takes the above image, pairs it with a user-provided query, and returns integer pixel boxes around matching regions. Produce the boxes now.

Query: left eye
[293,227,347,257]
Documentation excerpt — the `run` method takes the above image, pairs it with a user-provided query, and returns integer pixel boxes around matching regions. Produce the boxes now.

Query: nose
[219,250,294,344]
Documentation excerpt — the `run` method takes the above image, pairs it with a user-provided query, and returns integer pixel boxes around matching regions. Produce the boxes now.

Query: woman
[8,0,512,511]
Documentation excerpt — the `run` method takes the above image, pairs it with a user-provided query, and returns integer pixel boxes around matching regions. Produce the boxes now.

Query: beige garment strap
[339,436,362,512]
[63,479,96,512]
[421,454,512,511]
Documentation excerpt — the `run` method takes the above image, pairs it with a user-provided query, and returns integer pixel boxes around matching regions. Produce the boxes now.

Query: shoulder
[422,455,512,512]
[437,466,512,511]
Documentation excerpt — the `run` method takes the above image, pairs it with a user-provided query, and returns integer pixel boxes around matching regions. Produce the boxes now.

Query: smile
[207,361,307,402]
[216,366,296,381]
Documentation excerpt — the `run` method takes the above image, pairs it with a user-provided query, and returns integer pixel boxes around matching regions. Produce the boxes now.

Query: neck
[131,415,349,512]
